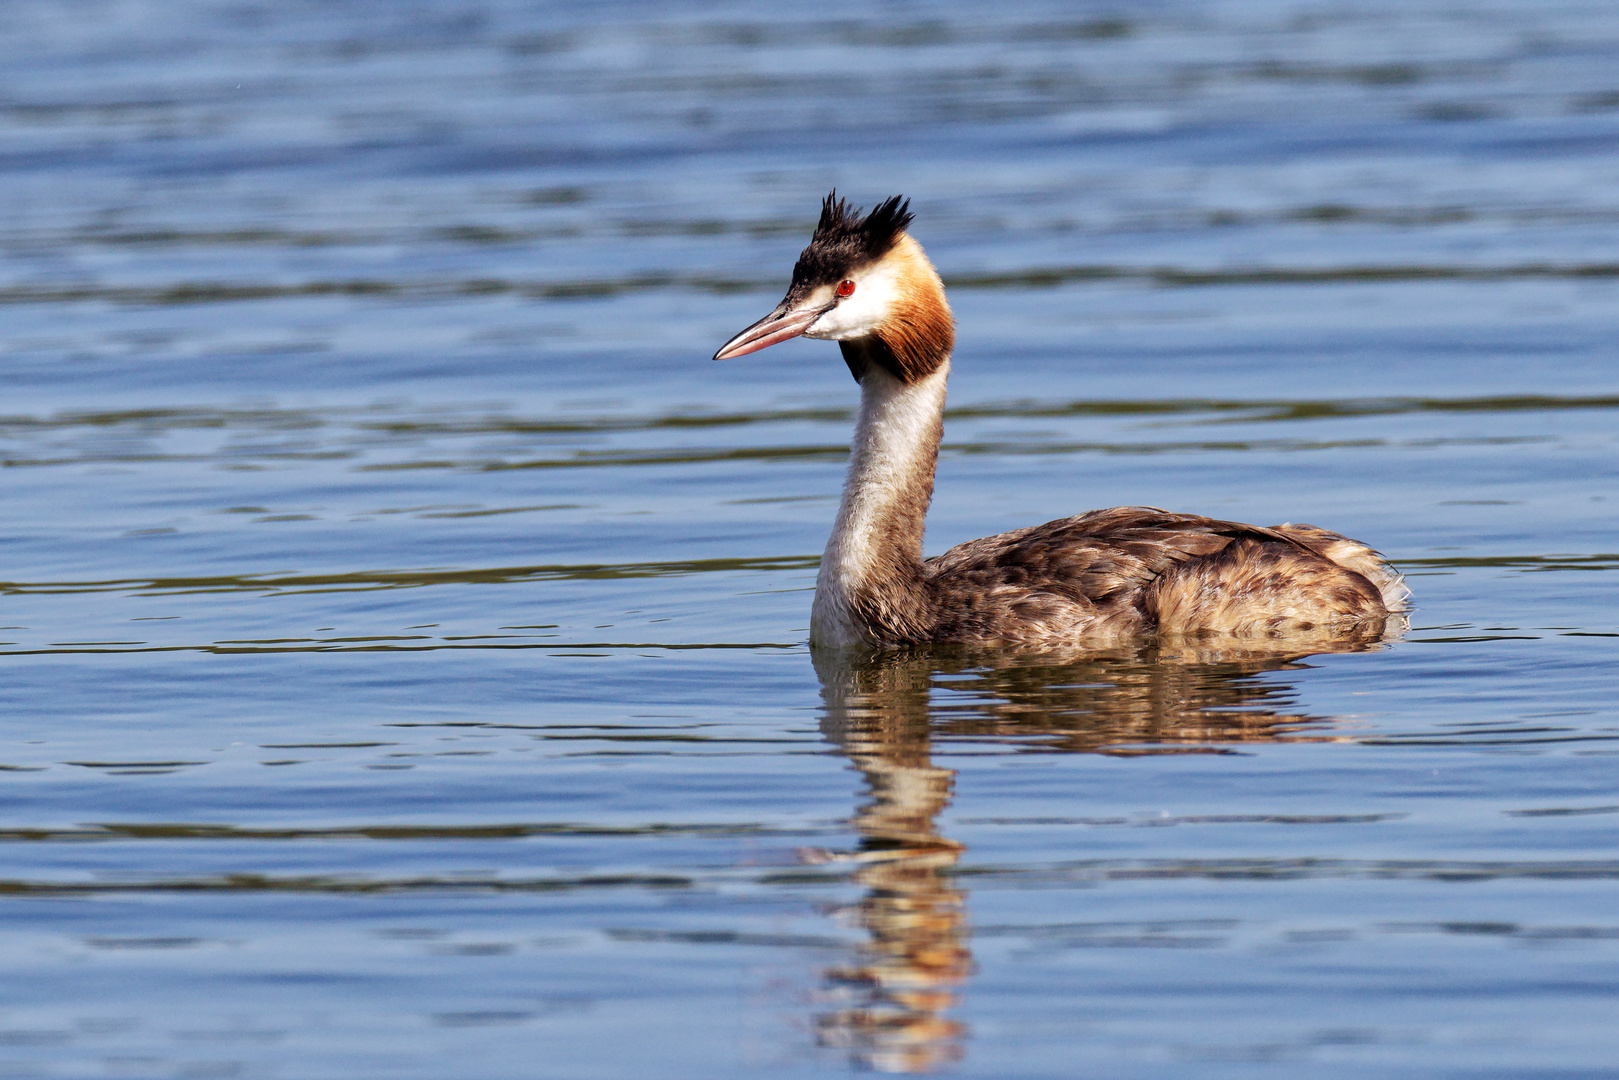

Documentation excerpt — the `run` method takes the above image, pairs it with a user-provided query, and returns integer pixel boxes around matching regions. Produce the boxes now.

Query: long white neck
[811,358,950,647]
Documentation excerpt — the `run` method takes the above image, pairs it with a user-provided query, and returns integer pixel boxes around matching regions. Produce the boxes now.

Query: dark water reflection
[815,673,967,1072]
[812,637,1388,1071]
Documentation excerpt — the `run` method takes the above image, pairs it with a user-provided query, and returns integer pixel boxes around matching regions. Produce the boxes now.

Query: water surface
[2,1,1618,1076]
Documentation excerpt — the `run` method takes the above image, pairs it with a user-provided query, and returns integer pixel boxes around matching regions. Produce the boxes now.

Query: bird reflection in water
[807,629,1394,1072]
[811,649,969,1072]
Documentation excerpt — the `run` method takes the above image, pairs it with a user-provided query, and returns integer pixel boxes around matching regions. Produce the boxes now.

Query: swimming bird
[715,193,1408,648]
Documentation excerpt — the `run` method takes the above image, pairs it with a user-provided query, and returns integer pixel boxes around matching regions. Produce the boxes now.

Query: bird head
[714,192,954,381]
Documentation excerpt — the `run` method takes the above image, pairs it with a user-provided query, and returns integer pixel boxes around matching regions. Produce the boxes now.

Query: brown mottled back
[907,507,1402,645]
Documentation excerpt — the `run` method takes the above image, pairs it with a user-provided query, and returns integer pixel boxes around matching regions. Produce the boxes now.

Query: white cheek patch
[804,261,904,341]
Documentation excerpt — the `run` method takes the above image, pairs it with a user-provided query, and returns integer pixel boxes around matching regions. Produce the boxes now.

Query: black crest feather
[791,191,914,289]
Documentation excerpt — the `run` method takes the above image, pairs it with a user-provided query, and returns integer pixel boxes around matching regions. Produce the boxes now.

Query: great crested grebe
[715,193,1408,648]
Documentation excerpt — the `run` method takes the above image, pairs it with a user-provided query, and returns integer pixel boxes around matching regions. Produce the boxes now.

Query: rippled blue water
[3,1,1618,1076]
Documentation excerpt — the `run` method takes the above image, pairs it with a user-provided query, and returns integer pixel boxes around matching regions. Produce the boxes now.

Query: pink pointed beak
[713,302,825,360]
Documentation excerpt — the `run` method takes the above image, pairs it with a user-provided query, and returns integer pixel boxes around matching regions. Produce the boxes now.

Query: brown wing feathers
[920,507,1391,643]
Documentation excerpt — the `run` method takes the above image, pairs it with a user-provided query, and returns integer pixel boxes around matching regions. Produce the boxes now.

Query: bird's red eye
[836,279,856,297]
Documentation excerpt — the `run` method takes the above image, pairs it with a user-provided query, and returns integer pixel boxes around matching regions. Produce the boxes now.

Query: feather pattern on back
[863,507,1405,645]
